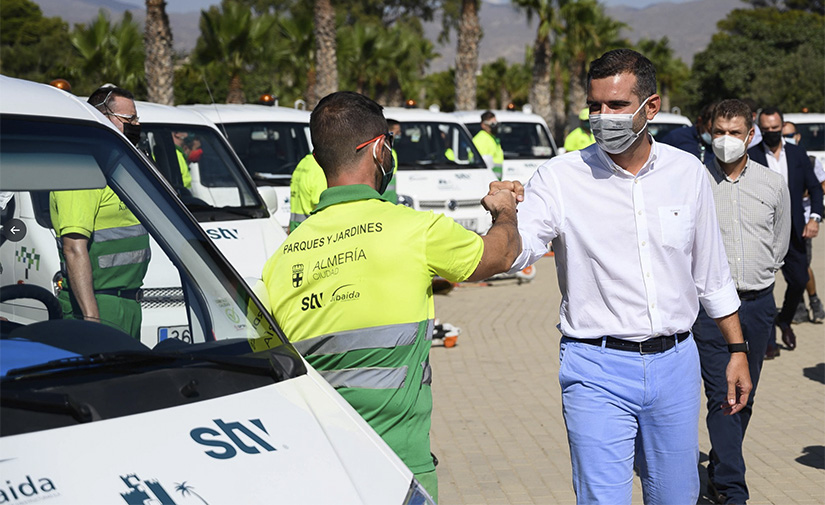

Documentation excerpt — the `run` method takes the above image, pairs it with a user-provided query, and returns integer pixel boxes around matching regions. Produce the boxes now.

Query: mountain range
[33,0,746,71]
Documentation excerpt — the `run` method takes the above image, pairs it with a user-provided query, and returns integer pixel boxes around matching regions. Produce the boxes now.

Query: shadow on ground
[802,363,824,384]
[796,445,825,470]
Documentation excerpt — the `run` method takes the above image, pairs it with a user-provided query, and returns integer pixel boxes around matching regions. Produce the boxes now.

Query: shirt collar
[594,133,659,177]
[711,155,751,183]
[313,184,388,214]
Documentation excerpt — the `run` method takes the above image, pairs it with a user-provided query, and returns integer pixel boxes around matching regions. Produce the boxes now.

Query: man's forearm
[713,311,746,344]
[62,236,100,321]
[467,207,521,282]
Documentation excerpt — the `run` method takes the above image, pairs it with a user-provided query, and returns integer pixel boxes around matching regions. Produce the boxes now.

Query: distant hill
[33,0,745,72]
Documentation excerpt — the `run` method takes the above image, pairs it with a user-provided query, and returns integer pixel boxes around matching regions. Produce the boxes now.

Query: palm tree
[636,37,689,113]
[193,3,276,103]
[174,482,209,505]
[144,0,174,105]
[454,0,481,111]
[70,10,145,94]
[512,0,556,129]
[313,0,338,106]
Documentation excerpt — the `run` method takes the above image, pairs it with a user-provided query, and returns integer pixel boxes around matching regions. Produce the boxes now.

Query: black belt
[575,332,690,354]
[94,288,143,302]
[737,284,774,301]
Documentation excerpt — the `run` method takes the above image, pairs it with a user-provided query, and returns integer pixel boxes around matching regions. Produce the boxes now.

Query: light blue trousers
[559,335,701,505]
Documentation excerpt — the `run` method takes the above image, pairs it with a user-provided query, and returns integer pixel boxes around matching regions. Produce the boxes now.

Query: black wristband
[727,342,749,354]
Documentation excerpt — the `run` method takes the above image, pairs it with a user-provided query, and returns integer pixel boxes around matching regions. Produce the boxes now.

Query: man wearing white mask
[695,99,790,505]
[491,49,752,504]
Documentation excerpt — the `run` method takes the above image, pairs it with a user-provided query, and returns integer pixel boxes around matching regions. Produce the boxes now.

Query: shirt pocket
[658,205,692,250]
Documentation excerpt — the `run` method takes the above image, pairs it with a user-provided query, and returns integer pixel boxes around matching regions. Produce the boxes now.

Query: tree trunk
[313,0,338,107]
[227,74,244,104]
[529,31,552,127]
[550,59,566,145]
[660,84,670,113]
[144,0,174,105]
[567,58,587,131]
[455,0,481,111]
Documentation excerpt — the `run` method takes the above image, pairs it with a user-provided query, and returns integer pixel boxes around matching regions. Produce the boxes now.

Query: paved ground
[429,232,825,505]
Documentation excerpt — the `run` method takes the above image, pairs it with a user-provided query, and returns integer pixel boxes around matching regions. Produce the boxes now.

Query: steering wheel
[0,284,62,320]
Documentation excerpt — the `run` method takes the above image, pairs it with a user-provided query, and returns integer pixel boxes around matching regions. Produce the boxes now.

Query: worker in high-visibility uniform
[289,153,327,232]
[563,108,596,152]
[172,131,193,189]
[384,118,401,204]
[472,110,504,180]
[50,85,150,339]
[261,91,521,502]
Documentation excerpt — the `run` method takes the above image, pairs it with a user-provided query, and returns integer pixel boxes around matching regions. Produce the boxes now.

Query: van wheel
[0,284,62,320]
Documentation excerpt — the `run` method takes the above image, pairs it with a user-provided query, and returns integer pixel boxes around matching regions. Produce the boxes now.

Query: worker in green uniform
[384,119,401,204]
[563,108,596,152]
[50,85,150,339]
[472,110,504,180]
[261,91,521,502]
[171,131,193,189]
[288,153,327,232]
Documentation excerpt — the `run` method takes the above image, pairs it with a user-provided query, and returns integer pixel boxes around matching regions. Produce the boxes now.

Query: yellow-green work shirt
[261,184,484,473]
[289,154,327,232]
[563,127,595,152]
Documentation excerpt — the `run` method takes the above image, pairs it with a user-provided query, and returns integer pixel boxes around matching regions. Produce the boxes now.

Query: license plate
[454,218,477,230]
[158,325,192,343]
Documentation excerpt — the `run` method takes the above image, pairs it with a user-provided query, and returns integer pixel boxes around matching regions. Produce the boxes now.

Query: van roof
[383,107,466,123]
[450,109,549,125]
[784,112,825,123]
[651,112,692,125]
[0,75,110,126]
[180,103,311,124]
[137,101,221,129]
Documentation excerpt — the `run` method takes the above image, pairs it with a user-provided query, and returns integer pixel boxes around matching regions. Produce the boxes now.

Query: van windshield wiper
[3,351,279,380]
[186,204,266,219]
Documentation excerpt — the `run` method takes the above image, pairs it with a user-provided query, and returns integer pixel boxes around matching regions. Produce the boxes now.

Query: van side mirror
[258,187,279,213]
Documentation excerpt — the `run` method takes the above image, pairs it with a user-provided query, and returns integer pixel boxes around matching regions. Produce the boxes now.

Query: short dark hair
[587,49,657,103]
[88,85,134,113]
[741,98,758,114]
[698,101,718,124]
[759,105,784,126]
[784,121,797,133]
[713,99,753,131]
[386,119,399,128]
[310,91,387,179]
[481,110,496,122]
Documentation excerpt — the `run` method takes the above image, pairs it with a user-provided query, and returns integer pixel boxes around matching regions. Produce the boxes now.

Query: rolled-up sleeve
[508,166,561,274]
[691,171,741,318]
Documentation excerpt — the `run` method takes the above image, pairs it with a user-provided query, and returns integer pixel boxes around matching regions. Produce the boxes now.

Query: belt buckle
[135,288,144,303]
[639,339,659,355]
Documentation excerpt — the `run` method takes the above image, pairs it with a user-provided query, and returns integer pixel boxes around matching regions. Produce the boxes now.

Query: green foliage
[686,7,824,113]
[476,57,531,109]
[0,0,75,86]
[69,10,146,97]
[422,69,457,111]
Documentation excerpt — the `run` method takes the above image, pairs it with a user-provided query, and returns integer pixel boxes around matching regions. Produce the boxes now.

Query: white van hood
[200,215,286,280]
[0,371,413,504]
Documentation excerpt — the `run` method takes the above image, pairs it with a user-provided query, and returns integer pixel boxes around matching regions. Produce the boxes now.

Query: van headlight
[397,194,414,208]
[402,478,436,505]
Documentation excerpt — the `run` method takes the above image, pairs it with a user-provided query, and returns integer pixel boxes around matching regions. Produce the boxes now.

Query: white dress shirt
[762,140,788,184]
[510,137,740,342]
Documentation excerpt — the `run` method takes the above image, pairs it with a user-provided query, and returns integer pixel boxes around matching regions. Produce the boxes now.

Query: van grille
[141,288,185,309]
[419,199,481,209]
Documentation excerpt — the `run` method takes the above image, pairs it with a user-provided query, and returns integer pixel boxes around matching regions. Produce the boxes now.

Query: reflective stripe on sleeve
[422,361,432,386]
[92,224,148,242]
[319,366,408,389]
[98,249,151,268]
[290,212,308,224]
[294,321,425,356]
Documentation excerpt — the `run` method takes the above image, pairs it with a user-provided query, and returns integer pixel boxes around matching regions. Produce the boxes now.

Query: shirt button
[638,210,642,215]
[651,303,656,309]
[641,241,646,246]
[646,272,651,277]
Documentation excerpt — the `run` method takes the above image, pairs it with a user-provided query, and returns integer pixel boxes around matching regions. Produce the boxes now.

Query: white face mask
[783,135,797,145]
[590,96,651,154]
[712,134,747,164]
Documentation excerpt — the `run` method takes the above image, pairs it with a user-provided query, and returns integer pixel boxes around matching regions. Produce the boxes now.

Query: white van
[384,107,498,234]
[784,112,825,166]
[0,75,434,505]
[1,97,287,346]
[451,109,559,184]
[649,112,693,142]
[180,104,313,232]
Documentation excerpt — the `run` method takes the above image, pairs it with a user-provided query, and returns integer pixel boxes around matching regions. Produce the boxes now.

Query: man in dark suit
[749,106,823,355]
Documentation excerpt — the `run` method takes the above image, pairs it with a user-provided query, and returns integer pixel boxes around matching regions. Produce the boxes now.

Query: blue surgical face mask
[701,132,712,145]
[589,96,651,154]
[783,134,797,145]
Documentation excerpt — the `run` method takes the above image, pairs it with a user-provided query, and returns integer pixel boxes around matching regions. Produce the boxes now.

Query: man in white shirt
[494,49,751,504]
[696,99,790,504]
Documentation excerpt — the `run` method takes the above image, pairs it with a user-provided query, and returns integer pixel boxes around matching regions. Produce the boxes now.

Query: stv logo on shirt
[292,264,304,288]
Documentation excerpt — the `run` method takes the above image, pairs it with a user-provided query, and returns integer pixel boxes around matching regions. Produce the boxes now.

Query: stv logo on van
[190,418,277,460]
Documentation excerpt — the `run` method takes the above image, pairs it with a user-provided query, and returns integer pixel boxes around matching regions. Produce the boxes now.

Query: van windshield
[396,121,487,170]
[220,122,311,186]
[795,122,825,151]
[140,124,265,219]
[464,121,555,160]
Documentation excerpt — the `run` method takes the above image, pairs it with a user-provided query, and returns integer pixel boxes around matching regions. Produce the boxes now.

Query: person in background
[695,99,790,505]
[742,98,763,148]
[171,131,193,189]
[493,49,751,505]
[749,107,822,356]
[783,121,825,324]
[262,91,521,501]
[472,110,504,179]
[384,119,401,204]
[288,153,326,233]
[49,85,150,339]
[660,101,716,164]
[563,108,596,152]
